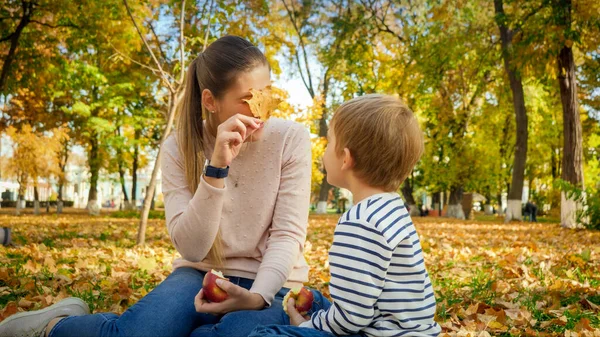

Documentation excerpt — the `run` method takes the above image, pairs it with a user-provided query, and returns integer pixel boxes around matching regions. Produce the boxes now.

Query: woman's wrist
[209,153,228,169]
[249,292,267,309]
[203,154,228,189]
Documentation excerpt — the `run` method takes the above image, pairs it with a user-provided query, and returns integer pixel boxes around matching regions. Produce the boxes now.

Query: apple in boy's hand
[283,287,314,316]
[202,269,229,303]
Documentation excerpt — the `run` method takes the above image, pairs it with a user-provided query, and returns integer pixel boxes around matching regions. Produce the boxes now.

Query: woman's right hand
[210,114,263,168]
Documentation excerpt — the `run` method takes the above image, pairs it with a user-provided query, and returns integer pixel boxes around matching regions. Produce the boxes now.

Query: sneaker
[0,297,90,337]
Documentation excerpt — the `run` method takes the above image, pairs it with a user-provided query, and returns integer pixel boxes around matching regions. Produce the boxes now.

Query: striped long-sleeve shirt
[300,192,441,337]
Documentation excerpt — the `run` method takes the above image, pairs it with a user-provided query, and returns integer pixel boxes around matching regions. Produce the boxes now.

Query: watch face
[202,159,210,175]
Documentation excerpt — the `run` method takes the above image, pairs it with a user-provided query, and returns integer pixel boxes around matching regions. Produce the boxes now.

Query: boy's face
[323,124,346,188]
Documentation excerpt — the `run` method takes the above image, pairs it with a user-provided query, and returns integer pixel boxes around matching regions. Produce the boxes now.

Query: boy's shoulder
[338,193,415,248]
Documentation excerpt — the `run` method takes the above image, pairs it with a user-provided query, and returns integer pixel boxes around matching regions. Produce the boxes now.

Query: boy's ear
[341,148,354,171]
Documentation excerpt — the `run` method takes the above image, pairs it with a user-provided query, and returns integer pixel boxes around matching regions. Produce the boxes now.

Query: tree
[272,0,347,213]
[553,0,584,228]
[493,0,538,221]
[4,125,62,215]
[0,0,79,95]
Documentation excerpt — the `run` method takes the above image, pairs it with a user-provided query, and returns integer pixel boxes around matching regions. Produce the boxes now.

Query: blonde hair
[177,36,267,266]
[331,94,424,192]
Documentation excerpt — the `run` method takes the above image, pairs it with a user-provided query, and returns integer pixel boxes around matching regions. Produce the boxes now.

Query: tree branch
[202,0,215,52]
[109,43,161,75]
[30,19,79,29]
[179,0,186,83]
[0,33,15,43]
[281,0,315,97]
[146,19,168,63]
[360,0,405,43]
[513,2,546,35]
[123,0,175,94]
[194,0,210,29]
[293,49,312,97]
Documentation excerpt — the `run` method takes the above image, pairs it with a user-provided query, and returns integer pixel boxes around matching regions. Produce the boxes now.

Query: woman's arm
[249,123,312,305]
[162,115,262,262]
[161,136,225,262]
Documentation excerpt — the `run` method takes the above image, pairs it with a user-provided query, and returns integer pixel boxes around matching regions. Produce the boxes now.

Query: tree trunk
[316,179,330,214]
[57,140,69,214]
[316,77,331,214]
[447,186,465,219]
[87,134,100,215]
[484,193,494,215]
[119,165,130,209]
[0,2,34,94]
[57,177,64,214]
[432,191,441,216]
[496,192,504,215]
[150,186,156,210]
[551,147,559,180]
[138,92,178,245]
[401,178,419,216]
[118,159,130,209]
[130,128,140,210]
[16,176,26,216]
[556,2,584,228]
[33,184,40,215]
[115,127,130,210]
[495,0,527,222]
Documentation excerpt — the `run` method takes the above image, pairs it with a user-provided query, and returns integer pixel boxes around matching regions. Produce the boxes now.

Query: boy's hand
[287,298,310,326]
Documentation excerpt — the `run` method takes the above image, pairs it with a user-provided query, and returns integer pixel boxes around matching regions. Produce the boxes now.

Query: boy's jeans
[50,267,290,337]
[249,290,363,337]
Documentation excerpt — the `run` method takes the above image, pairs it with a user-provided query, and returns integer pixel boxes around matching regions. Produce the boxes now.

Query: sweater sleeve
[249,124,312,305]
[161,136,226,263]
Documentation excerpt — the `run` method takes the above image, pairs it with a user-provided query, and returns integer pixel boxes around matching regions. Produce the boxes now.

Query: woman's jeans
[49,267,290,337]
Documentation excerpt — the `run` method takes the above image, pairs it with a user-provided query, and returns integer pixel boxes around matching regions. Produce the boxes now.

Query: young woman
[0,35,312,337]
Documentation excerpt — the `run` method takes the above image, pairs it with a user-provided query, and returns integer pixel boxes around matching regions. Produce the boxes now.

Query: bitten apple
[282,287,314,316]
[202,269,229,303]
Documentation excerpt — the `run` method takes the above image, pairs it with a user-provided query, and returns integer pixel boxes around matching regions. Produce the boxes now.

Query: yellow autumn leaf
[243,85,284,121]
[137,256,157,272]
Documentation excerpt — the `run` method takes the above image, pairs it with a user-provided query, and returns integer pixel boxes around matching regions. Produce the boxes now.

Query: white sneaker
[0,297,90,337]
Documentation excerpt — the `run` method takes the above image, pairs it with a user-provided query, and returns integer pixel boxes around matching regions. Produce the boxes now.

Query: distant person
[524,200,538,222]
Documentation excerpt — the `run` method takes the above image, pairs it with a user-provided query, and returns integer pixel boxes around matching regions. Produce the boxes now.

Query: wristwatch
[203,159,229,179]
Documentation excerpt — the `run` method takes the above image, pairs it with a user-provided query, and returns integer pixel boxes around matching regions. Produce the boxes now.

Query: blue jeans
[249,290,363,337]
[49,267,290,337]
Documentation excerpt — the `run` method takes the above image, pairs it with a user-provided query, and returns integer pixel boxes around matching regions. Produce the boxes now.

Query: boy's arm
[300,219,392,334]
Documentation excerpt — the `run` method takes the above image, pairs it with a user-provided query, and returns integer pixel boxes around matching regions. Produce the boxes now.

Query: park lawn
[0,211,599,336]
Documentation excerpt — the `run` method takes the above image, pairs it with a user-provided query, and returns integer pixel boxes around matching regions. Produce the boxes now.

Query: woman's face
[208,64,271,141]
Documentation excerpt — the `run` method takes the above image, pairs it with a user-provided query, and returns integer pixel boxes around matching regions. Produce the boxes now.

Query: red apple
[283,287,314,316]
[202,269,229,303]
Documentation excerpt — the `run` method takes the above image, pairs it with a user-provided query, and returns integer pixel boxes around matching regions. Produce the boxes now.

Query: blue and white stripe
[300,192,440,337]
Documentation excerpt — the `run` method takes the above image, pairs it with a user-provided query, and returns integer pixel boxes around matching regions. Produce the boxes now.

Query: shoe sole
[0,298,90,336]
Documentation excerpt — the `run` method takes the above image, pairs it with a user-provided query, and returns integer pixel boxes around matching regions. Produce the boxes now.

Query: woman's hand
[210,114,263,168]
[194,279,267,315]
[287,298,310,326]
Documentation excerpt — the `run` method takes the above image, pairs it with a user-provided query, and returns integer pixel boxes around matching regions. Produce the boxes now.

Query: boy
[251,94,440,337]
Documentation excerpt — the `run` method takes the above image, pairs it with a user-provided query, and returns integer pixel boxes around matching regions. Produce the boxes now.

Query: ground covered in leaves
[0,211,599,336]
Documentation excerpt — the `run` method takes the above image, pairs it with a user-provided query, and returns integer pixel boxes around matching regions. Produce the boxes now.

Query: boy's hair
[331,94,424,192]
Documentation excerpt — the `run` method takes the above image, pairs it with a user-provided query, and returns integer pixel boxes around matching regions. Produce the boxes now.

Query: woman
[0,35,312,337]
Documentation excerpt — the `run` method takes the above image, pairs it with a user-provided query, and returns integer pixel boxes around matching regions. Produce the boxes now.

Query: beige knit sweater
[161,118,311,305]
